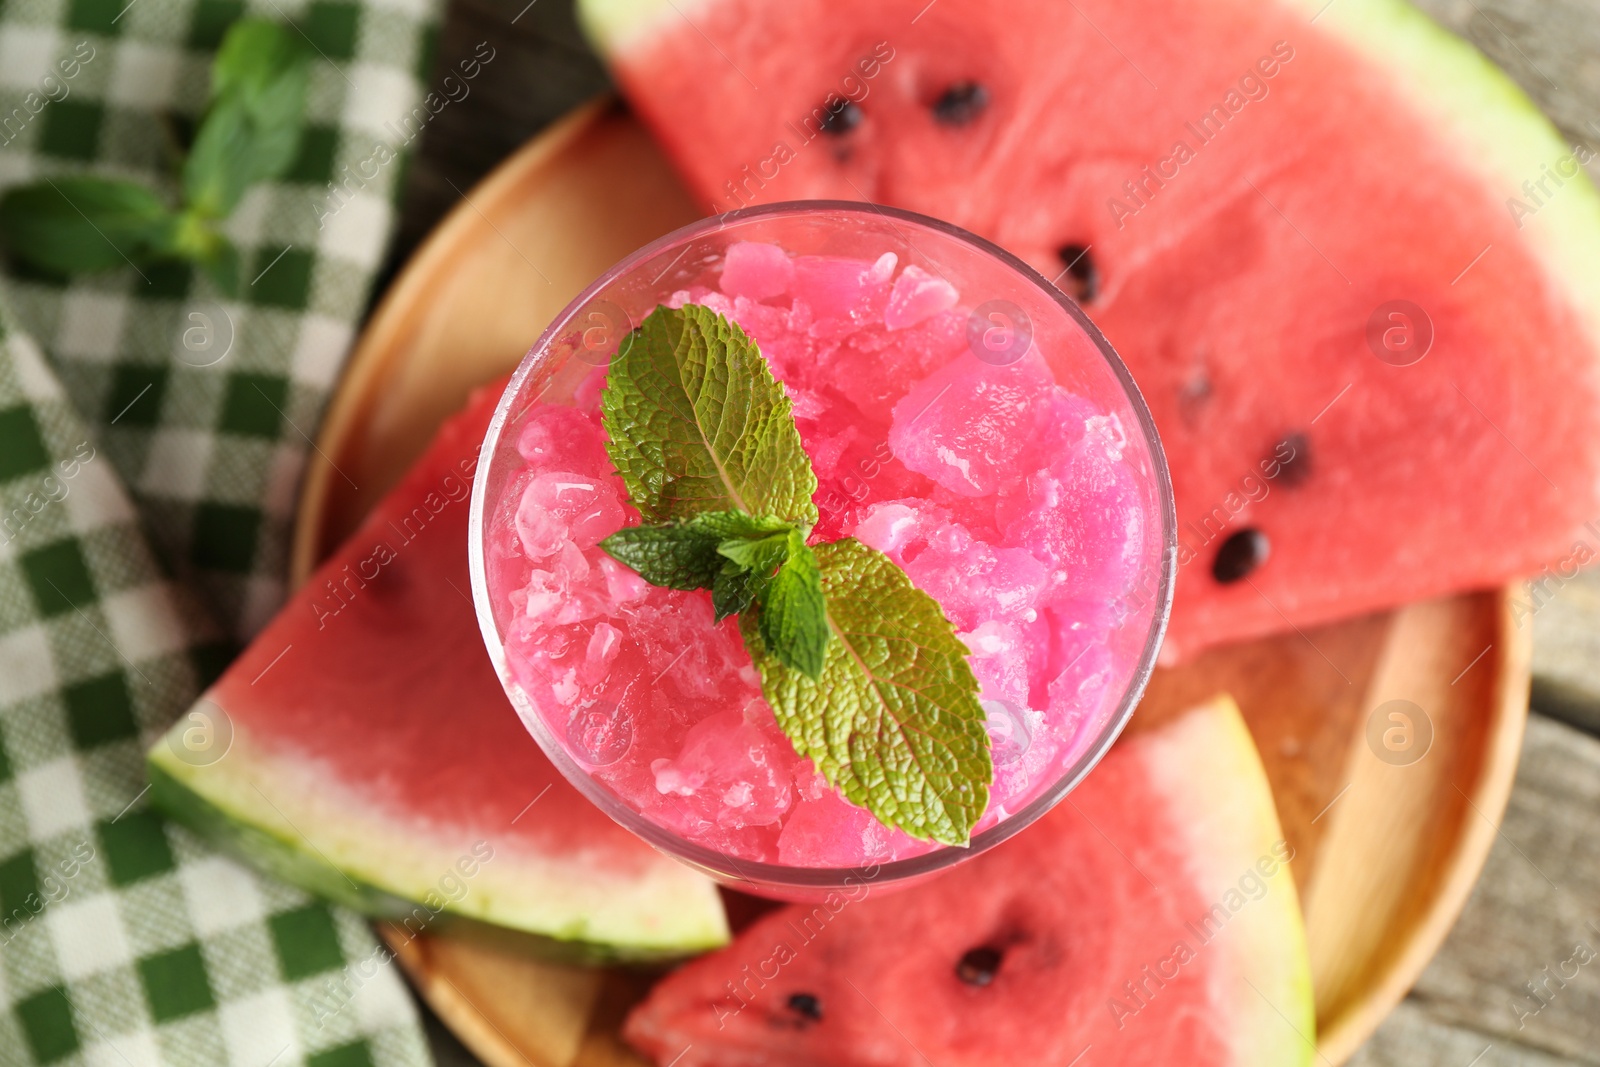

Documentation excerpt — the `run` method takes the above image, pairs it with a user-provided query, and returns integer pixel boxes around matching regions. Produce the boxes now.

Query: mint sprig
[0,18,309,295]
[602,508,827,675]
[597,304,991,844]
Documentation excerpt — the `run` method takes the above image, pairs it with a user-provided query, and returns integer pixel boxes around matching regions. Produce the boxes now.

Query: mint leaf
[601,305,819,528]
[716,530,791,575]
[712,561,760,621]
[0,179,178,275]
[692,510,792,541]
[600,523,724,590]
[743,538,991,844]
[600,509,795,593]
[706,513,794,622]
[184,19,310,218]
[210,17,308,103]
[758,532,827,679]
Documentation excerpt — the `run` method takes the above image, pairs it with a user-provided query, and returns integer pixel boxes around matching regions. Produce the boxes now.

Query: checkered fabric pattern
[0,0,439,644]
[0,0,443,1063]
[0,326,433,1065]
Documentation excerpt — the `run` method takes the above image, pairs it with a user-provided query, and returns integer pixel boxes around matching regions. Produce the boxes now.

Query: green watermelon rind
[1288,0,1600,343]
[148,731,731,964]
[1140,697,1317,1065]
[577,0,678,56]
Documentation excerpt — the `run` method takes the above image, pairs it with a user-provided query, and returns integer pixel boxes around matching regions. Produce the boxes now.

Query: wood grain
[1301,596,1529,1062]
[1347,715,1600,1066]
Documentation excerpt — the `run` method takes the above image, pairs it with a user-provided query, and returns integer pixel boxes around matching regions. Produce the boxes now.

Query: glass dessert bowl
[469,202,1175,898]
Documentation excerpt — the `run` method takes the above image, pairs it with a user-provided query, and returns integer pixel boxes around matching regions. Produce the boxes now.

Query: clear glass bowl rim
[468,199,1178,890]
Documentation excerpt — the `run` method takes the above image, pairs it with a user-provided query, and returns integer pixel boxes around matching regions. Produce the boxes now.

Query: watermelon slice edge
[147,383,731,962]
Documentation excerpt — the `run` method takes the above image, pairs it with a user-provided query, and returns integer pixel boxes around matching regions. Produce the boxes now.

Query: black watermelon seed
[820,98,863,135]
[956,946,1004,986]
[932,81,989,125]
[1056,244,1099,303]
[1274,432,1311,488]
[1213,528,1270,584]
[787,993,823,1022]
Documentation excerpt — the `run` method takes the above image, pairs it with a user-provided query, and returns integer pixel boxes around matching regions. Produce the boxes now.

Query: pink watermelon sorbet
[475,212,1171,878]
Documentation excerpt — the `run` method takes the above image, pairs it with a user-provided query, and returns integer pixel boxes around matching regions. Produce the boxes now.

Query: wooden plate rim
[288,98,615,586]
[1315,591,1530,1062]
[290,98,1532,1067]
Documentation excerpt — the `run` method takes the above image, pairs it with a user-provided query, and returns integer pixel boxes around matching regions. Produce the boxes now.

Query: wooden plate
[290,98,1531,1067]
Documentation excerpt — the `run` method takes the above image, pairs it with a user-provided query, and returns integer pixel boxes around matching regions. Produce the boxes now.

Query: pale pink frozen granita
[478,229,1167,873]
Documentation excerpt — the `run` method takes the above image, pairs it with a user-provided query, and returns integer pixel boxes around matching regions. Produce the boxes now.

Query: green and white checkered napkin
[0,0,447,1063]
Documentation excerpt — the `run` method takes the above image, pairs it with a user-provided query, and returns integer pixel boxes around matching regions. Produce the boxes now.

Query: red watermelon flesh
[579,0,1600,661]
[148,382,728,960]
[623,696,1314,1066]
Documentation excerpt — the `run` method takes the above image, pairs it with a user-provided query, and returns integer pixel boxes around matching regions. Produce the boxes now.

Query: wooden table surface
[380,1,1600,1063]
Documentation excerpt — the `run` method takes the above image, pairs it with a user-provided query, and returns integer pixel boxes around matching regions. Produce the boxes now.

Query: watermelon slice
[578,0,1600,661]
[624,695,1313,1066]
[148,384,729,961]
